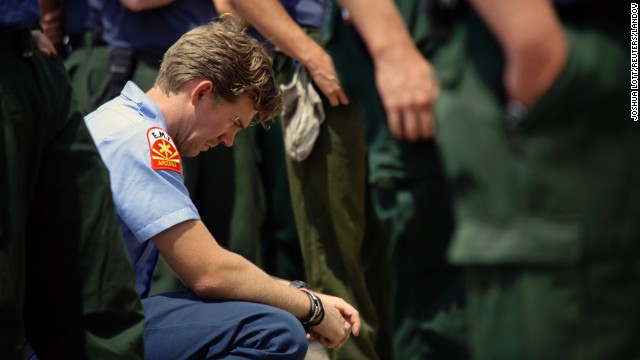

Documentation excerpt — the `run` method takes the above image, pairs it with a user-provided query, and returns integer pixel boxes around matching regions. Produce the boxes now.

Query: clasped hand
[307,292,360,349]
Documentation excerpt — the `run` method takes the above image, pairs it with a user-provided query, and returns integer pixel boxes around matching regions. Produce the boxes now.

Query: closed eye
[232,117,246,129]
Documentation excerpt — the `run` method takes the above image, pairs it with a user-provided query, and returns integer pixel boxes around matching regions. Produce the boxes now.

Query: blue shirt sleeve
[87,107,200,244]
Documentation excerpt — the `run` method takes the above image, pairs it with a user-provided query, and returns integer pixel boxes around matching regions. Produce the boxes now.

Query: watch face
[290,280,312,290]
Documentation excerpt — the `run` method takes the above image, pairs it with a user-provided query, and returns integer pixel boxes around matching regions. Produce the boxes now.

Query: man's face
[181,91,256,157]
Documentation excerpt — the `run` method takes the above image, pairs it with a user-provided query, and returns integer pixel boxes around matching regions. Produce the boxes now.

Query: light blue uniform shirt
[85,81,200,298]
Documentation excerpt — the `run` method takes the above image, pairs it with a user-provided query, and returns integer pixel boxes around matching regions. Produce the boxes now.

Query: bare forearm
[192,248,311,319]
[468,0,567,105]
[336,0,413,59]
[469,0,563,57]
[213,0,235,15]
[228,0,324,65]
[153,219,358,347]
[204,250,359,347]
[153,220,309,318]
[227,0,349,106]
[336,0,439,140]
[38,0,64,55]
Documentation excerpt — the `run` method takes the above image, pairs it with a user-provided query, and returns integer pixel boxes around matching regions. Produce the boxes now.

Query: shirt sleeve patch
[147,127,182,173]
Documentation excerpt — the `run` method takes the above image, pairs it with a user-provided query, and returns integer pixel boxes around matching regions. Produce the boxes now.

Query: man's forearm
[196,248,312,319]
[228,0,324,65]
[468,0,564,57]
[153,219,311,319]
[468,0,567,105]
[336,0,414,59]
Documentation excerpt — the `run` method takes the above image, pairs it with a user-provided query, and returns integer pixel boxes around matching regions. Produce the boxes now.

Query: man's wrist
[289,280,325,331]
[298,289,325,331]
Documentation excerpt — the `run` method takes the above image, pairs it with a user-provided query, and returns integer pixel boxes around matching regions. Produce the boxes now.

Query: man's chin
[183,149,202,157]
[193,144,218,155]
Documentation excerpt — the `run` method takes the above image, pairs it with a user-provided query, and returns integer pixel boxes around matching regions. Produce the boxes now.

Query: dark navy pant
[142,290,308,359]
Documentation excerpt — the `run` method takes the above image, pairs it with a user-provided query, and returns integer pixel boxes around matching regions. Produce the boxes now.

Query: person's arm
[336,0,439,142]
[211,0,250,35]
[153,219,360,347]
[119,0,176,12]
[38,0,63,55]
[225,0,348,106]
[212,0,236,19]
[467,0,567,107]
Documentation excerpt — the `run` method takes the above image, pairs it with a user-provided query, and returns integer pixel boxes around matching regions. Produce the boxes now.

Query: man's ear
[190,80,214,105]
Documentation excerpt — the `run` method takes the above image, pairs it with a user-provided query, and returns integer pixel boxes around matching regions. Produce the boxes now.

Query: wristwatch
[289,280,312,290]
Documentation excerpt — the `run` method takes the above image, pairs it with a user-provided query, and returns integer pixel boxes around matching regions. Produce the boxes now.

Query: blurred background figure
[323,0,469,358]
[429,0,639,359]
[39,0,111,114]
[1,1,144,358]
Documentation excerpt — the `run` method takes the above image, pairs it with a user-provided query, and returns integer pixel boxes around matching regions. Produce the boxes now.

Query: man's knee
[259,307,308,359]
[142,291,309,359]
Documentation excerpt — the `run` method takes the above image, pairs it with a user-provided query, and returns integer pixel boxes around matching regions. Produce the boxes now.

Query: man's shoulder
[85,99,161,145]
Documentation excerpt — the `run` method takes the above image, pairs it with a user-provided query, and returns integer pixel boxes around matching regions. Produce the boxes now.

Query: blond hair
[155,15,281,123]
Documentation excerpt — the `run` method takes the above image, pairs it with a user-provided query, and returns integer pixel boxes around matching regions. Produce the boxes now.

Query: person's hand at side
[336,0,439,142]
[307,292,361,348]
[373,43,439,142]
[32,29,57,56]
[40,8,64,54]
[226,0,349,106]
[304,46,350,107]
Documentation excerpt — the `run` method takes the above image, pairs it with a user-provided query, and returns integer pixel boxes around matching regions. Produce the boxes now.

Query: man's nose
[220,129,239,147]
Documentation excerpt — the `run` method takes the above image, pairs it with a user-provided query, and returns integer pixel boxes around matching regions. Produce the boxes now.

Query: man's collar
[120,81,164,122]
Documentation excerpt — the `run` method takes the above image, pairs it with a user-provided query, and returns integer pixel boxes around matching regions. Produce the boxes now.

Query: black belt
[67,28,107,50]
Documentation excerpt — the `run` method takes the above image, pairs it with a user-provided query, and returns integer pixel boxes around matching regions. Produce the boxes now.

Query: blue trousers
[141,290,308,359]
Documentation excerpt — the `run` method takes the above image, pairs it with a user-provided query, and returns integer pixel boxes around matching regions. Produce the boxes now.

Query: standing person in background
[39,0,99,58]
[39,0,111,114]
[85,20,361,358]
[429,0,638,358]
[0,1,144,358]
[317,0,469,358]
[222,0,394,359]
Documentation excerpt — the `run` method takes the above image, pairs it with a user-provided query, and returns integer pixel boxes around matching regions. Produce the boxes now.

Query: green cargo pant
[0,29,144,359]
[323,2,469,359]
[64,32,111,115]
[280,50,394,359]
[230,117,305,280]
